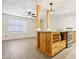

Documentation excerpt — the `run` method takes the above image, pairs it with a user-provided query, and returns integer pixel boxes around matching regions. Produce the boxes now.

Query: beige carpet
[2,38,76,59]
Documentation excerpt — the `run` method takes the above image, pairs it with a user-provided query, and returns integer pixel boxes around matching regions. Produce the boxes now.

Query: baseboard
[2,37,36,41]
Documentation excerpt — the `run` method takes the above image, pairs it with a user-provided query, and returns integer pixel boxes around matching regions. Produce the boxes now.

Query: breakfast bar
[37,31,75,56]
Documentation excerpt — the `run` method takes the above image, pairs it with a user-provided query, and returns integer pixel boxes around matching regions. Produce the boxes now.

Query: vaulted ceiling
[2,0,76,18]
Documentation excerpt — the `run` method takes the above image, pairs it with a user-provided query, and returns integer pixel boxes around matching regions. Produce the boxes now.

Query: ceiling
[2,0,76,18]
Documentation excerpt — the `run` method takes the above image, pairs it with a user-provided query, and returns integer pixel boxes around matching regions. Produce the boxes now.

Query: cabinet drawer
[52,47,59,55]
[60,44,66,51]
[52,42,59,48]
[60,41,66,46]
[60,43,66,47]
[52,32,60,34]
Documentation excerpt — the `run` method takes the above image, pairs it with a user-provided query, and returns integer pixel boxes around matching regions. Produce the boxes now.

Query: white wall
[41,12,76,31]
[2,13,36,40]
[51,12,76,31]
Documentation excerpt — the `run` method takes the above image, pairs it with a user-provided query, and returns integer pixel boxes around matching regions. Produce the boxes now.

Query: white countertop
[37,30,76,32]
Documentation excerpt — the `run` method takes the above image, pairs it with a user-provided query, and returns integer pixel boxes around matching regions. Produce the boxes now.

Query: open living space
[2,0,76,59]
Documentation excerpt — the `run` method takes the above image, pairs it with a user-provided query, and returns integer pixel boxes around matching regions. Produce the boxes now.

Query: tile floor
[2,38,76,59]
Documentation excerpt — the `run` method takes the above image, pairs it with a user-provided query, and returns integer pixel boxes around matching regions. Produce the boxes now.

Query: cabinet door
[45,32,51,54]
[39,32,45,51]
[59,32,66,51]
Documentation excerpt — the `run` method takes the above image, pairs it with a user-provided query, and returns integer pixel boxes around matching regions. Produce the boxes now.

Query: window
[8,19,27,34]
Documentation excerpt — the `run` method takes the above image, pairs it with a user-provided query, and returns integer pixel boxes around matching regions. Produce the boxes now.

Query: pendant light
[49,0,53,15]
[50,2,53,15]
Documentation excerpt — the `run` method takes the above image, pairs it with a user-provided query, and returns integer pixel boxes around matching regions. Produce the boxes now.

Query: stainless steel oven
[67,31,72,48]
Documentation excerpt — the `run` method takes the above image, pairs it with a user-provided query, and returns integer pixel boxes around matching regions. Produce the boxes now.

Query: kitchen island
[37,31,75,56]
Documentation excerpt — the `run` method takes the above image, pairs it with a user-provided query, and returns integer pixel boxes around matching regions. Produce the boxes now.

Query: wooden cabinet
[37,32,52,56]
[37,32,67,56]
[37,31,75,56]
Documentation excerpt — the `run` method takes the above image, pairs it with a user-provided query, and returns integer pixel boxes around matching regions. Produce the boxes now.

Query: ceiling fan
[25,10,36,18]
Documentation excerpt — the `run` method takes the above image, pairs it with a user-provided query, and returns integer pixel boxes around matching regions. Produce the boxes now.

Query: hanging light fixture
[49,2,53,15]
